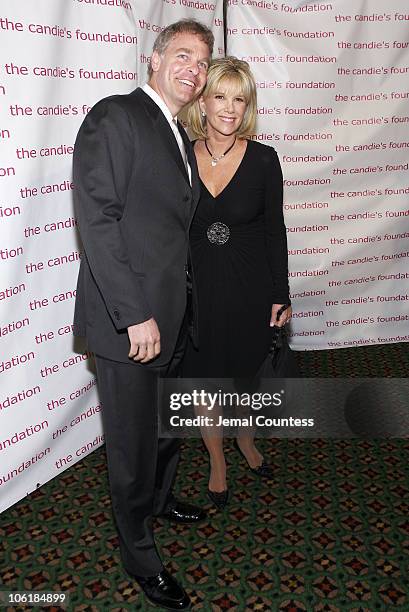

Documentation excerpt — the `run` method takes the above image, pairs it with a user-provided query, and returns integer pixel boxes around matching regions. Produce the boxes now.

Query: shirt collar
[142,83,177,127]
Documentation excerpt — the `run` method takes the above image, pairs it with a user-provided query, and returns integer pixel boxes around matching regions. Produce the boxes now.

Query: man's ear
[199,96,206,113]
[150,50,161,73]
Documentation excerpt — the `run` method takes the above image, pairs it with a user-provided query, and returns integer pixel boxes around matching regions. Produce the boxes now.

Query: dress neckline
[197,139,250,200]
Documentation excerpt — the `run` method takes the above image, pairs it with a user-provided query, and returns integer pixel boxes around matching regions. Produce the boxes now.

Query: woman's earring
[201,110,206,117]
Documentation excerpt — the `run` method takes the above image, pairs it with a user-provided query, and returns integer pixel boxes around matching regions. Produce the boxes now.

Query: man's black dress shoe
[160,500,206,524]
[133,569,190,610]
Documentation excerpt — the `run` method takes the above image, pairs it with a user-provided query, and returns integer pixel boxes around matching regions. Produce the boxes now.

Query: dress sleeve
[73,98,152,330]
[263,147,291,304]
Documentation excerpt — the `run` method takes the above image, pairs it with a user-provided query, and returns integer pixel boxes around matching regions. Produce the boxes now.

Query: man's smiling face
[150,32,210,116]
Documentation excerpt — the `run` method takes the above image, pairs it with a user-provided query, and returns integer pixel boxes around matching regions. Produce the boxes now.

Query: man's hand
[270,304,292,328]
[128,318,161,363]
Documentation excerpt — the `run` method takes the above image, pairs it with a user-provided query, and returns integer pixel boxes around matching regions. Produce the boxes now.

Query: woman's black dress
[183,140,290,378]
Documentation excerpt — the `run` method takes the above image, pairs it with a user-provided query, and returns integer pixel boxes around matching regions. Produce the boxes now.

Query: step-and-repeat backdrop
[1,0,408,512]
[227,0,409,349]
[0,0,224,513]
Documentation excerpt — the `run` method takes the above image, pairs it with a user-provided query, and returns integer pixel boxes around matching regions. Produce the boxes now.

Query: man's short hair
[148,19,214,77]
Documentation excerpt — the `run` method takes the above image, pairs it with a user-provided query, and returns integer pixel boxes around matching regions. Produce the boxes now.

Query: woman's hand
[270,304,292,328]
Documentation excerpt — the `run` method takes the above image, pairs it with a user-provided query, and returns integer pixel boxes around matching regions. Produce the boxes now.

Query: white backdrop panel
[226,0,409,349]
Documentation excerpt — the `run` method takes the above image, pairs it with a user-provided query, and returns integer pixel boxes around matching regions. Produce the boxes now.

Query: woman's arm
[263,147,291,303]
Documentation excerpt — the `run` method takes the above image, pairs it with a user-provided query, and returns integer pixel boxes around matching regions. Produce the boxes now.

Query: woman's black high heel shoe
[234,439,274,480]
[207,488,229,510]
[248,461,274,479]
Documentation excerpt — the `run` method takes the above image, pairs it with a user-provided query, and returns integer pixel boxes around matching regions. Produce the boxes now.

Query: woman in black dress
[184,57,292,508]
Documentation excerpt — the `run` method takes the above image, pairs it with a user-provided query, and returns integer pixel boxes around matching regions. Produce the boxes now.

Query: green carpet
[1,342,408,611]
[296,341,409,378]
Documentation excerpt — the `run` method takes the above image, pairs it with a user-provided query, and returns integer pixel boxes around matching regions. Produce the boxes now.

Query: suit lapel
[136,89,190,186]
[177,121,200,208]
[156,114,190,184]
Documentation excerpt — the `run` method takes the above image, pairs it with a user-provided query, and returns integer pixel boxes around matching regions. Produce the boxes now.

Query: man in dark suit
[73,19,213,610]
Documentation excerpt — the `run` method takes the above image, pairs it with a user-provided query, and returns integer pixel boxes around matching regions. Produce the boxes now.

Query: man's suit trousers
[95,323,187,577]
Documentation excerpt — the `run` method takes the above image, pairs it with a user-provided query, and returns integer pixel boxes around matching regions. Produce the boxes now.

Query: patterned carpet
[1,342,408,611]
[296,341,409,378]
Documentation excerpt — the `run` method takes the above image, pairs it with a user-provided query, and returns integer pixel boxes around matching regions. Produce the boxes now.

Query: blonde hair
[187,56,257,139]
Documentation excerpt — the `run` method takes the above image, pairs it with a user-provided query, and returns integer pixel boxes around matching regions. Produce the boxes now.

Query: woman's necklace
[205,137,236,167]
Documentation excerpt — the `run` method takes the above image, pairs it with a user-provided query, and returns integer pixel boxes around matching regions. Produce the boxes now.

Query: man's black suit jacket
[73,88,199,366]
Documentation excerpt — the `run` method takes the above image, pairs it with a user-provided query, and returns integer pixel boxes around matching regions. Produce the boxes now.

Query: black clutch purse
[233,324,299,396]
[261,323,300,378]
[257,303,300,378]
[234,307,300,394]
